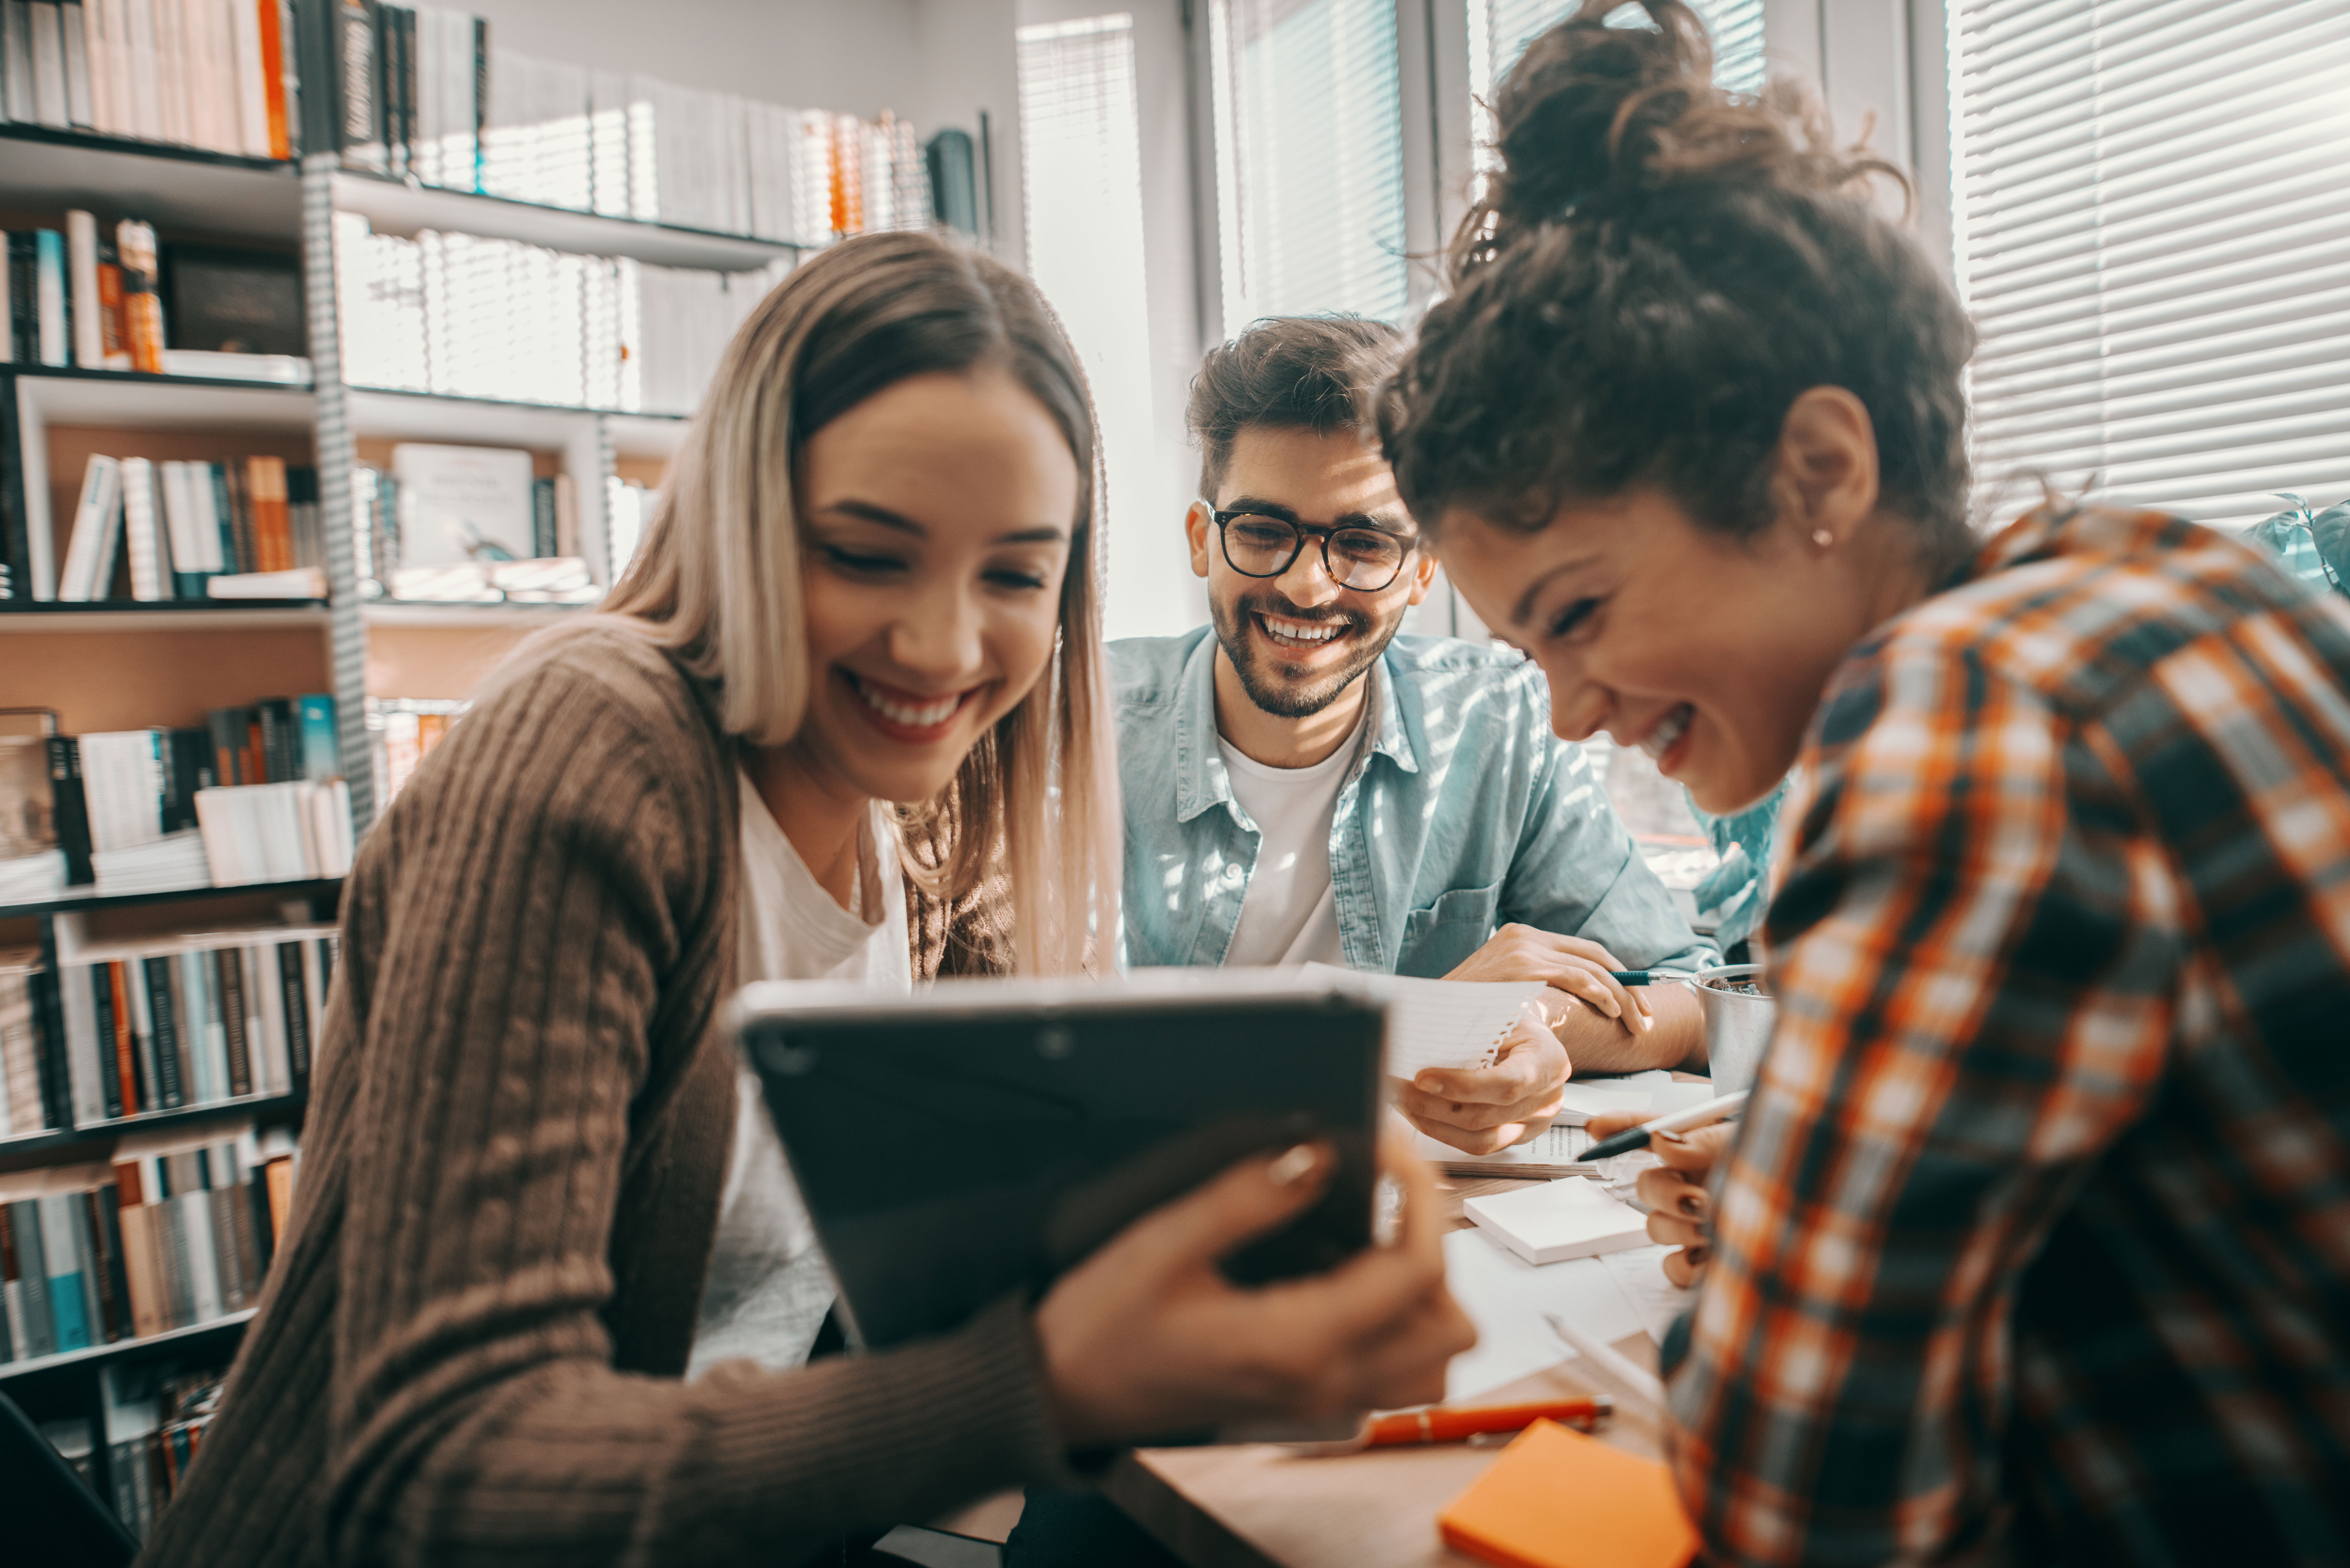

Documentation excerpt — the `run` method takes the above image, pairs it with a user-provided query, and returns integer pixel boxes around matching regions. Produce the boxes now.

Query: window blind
[1469,0,1768,161]
[1015,15,1155,592]
[1951,0,2350,529]
[1209,0,1410,335]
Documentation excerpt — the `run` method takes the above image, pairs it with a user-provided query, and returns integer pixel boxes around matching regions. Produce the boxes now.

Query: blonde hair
[598,230,1121,976]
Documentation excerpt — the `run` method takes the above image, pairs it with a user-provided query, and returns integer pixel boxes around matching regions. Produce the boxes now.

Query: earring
[1811,528,1834,548]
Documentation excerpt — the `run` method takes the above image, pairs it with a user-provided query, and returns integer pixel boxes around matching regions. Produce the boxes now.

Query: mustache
[1239,592,1373,633]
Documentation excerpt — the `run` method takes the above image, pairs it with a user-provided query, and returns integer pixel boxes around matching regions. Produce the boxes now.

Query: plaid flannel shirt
[1667,505,2350,1565]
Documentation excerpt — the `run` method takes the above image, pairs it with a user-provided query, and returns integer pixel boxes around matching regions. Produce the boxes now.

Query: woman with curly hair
[1383,4,2350,1561]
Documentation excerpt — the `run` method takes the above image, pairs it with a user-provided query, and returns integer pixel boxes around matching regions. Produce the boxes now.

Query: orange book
[264,1155,295,1242]
[115,220,167,374]
[1437,1420,1699,1568]
[96,261,130,369]
[247,456,291,572]
[256,0,292,159]
[109,961,141,1114]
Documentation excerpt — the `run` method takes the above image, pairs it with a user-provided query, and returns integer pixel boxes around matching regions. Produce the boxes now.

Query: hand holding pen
[1584,1095,1746,1289]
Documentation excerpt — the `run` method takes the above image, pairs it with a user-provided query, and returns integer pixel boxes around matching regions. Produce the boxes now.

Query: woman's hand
[1391,1021,1568,1155]
[1445,924,1652,1035]
[1035,1138,1477,1447]
[1586,1109,1737,1288]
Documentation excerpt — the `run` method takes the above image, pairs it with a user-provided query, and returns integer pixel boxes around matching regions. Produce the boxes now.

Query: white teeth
[851,677,960,728]
[1260,615,1343,647]
[1638,704,1693,761]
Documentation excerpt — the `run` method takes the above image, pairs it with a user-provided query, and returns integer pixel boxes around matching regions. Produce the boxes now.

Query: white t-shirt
[1217,713,1365,967]
[686,773,911,1381]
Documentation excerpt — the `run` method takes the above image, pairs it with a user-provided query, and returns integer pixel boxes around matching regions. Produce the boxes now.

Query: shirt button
[1224,866,1244,883]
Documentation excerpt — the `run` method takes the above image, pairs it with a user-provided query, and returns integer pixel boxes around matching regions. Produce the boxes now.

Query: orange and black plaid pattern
[1667,505,2350,1565]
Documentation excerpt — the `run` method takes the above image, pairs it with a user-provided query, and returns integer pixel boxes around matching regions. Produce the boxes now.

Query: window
[1950,0,2350,528]
[1209,0,1411,335]
[1469,0,1766,172]
[1016,14,1162,630]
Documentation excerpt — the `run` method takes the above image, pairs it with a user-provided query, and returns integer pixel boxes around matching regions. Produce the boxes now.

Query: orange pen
[1294,1397,1612,1455]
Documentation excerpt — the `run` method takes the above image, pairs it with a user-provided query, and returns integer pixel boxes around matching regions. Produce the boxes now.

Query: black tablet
[732,969,1386,1353]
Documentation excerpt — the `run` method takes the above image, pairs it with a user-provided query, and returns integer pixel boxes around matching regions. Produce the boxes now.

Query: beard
[1209,587,1398,719]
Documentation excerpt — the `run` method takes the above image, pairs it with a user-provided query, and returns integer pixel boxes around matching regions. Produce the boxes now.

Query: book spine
[216,948,251,1097]
[120,455,165,600]
[296,694,339,781]
[27,965,69,1130]
[10,1198,56,1356]
[66,208,103,366]
[58,956,104,1125]
[107,960,143,1113]
[114,218,164,373]
[277,941,309,1088]
[89,965,122,1118]
[141,954,183,1108]
[176,950,210,1104]
[250,942,285,1092]
[44,737,92,886]
[84,1185,127,1341]
[111,1166,160,1338]
[0,1216,11,1362]
[35,227,69,366]
[29,1,67,126]
[38,1193,91,1352]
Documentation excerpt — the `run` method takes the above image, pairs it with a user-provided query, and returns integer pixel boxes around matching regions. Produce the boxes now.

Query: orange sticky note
[1437,1418,1699,1568]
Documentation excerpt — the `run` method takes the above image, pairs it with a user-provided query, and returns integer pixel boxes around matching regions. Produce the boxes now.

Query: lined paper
[1302,964,1547,1078]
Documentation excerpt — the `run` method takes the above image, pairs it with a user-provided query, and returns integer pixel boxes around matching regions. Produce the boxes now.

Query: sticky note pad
[1437,1418,1698,1568]
[1463,1177,1649,1266]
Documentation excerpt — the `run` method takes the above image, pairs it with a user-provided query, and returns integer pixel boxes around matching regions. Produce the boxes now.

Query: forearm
[341,1297,1070,1568]
[1559,985,1703,1074]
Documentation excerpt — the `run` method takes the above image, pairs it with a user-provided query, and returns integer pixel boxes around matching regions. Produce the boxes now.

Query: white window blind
[1209,0,1410,335]
[1469,0,1767,169]
[1951,0,2350,529]
[1016,14,1164,630]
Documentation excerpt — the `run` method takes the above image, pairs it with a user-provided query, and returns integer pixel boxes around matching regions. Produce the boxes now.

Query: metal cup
[1694,964,1775,1095]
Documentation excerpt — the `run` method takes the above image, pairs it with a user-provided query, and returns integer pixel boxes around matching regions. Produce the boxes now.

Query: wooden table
[1103,1176,1671,1568]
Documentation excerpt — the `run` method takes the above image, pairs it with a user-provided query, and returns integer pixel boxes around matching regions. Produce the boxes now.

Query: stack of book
[0,1120,300,1367]
[334,211,794,412]
[322,2,928,242]
[1,947,51,1133]
[193,779,352,884]
[368,695,463,807]
[0,0,294,157]
[28,696,341,897]
[57,452,321,602]
[53,922,334,1122]
[101,1352,249,1540]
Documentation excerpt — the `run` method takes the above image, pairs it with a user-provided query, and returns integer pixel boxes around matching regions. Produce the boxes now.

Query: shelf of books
[0,0,957,1528]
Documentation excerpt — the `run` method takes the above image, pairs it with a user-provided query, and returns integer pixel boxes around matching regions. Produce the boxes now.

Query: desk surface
[1106,1176,1673,1568]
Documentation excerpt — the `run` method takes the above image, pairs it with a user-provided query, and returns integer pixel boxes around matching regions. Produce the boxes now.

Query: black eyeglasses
[1211,509,1418,592]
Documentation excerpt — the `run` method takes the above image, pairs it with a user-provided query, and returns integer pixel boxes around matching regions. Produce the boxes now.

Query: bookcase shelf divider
[302,155,377,833]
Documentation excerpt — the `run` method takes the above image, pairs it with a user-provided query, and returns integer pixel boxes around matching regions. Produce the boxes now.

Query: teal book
[37,1194,89,1353]
[297,695,341,783]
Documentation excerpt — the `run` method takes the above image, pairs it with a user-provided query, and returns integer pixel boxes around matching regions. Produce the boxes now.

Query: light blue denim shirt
[1111,628,1718,977]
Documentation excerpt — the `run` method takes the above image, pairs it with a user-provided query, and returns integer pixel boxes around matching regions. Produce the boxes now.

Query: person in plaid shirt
[1380,2,2350,1561]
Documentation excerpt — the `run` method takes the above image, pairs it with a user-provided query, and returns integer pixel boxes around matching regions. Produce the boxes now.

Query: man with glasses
[1112,317,1714,1154]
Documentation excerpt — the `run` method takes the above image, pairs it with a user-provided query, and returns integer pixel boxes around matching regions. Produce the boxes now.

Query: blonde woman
[142,232,1470,1568]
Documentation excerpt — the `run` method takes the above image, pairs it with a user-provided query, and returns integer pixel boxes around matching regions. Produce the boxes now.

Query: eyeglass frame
[1207,506,1422,593]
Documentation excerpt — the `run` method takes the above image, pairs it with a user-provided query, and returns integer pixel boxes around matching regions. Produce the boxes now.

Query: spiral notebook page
[1299,964,1549,1077]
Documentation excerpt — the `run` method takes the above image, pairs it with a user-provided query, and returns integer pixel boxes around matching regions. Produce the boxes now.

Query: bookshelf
[0,2,959,1522]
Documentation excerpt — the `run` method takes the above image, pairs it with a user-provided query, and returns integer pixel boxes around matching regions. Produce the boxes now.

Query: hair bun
[1463,0,1896,273]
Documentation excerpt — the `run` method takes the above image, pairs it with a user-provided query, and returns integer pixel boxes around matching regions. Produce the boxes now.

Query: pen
[1292,1397,1614,1455]
[1581,1089,1750,1160]
[1607,969,1699,985]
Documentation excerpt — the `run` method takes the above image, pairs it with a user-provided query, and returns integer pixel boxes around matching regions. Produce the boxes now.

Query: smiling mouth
[842,671,976,737]
[1255,612,1350,652]
[1637,704,1694,763]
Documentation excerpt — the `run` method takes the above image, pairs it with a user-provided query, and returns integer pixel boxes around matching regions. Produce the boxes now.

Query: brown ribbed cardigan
[137,624,1068,1568]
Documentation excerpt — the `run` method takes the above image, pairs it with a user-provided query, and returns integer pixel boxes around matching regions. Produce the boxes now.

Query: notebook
[1437,1418,1699,1568]
[1414,1120,1599,1178]
[1299,963,1545,1077]
[1464,1178,1650,1266]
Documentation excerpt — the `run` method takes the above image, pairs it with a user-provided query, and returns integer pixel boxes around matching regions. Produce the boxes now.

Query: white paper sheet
[1303,963,1547,1078]
[1440,1225,1647,1402]
[1599,1244,1697,1343]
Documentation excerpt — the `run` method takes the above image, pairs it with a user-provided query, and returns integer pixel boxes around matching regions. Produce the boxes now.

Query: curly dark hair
[1379,0,1976,571]
[1189,314,1403,499]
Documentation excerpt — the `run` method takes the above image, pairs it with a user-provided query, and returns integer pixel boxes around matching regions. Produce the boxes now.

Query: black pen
[1582,1090,1750,1160]
[1607,968,1699,986]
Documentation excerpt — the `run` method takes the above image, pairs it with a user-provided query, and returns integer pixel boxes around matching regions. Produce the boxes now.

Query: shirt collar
[1172,635,1419,824]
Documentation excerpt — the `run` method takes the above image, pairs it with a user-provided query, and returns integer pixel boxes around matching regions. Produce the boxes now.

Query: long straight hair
[597,230,1120,975]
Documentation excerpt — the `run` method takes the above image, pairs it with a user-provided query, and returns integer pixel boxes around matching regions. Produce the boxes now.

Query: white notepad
[1300,963,1546,1078]
[1464,1177,1652,1266]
